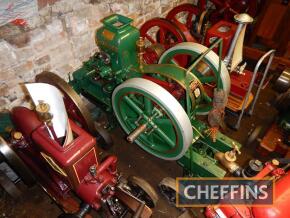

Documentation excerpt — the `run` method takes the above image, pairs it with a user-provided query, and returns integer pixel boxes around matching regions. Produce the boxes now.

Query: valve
[214,142,242,175]
[95,52,111,65]
[224,142,241,162]
[236,62,247,75]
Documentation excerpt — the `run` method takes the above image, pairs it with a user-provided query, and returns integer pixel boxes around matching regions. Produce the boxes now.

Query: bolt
[89,165,97,177]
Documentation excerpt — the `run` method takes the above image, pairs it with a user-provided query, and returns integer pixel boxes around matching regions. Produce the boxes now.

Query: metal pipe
[223,13,253,68]
[248,50,275,115]
[127,124,147,143]
[223,24,244,67]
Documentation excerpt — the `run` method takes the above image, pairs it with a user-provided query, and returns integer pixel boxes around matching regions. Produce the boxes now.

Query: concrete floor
[0,86,278,218]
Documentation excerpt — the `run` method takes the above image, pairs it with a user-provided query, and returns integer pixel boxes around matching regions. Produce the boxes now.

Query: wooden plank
[256,2,287,39]
[244,46,290,69]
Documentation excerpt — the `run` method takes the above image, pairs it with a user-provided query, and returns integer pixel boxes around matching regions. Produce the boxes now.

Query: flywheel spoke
[199,76,216,83]
[203,92,213,103]
[144,97,153,115]
[123,96,144,115]
[186,13,194,27]
[145,33,156,44]
[154,128,176,149]
[159,28,166,44]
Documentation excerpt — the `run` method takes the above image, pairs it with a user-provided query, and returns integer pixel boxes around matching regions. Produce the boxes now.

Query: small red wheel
[166,3,199,42]
[140,18,188,65]
[140,18,186,49]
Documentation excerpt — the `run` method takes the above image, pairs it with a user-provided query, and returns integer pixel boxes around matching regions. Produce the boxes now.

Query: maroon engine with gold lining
[11,106,118,211]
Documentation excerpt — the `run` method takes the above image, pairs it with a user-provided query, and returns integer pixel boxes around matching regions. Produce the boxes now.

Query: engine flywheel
[112,78,194,160]
[158,42,230,115]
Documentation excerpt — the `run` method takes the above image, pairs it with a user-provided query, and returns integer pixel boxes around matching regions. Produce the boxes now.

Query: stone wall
[0,0,192,111]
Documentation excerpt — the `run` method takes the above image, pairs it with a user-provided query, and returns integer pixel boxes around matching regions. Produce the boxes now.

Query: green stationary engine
[69,14,141,111]
[36,14,242,178]
[96,15,139,72]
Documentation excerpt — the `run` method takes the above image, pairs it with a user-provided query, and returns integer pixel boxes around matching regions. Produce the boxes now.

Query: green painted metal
[158,39,225,115]
[112,85,191,160]
[178,149,227,178]
[63,14,241,177]
[96,14,140,72]
[178,118,241,177]
[0,113,13,139]
[69,14,142,112]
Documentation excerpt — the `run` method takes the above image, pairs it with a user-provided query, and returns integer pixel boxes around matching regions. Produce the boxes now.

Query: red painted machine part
[11,107,42,138]
[32,120,96,168]
[205,163,290,218]
[11,107,79,212]
[140,18,186,49]
[205,20,237,58]
[252,172,290,218]
[230,70,252,98]
[142,75,185,100]
[77,155,117,209]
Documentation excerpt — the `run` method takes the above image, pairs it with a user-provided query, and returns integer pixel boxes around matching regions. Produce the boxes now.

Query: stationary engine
[1,83,158,217]
[205,161,290,218]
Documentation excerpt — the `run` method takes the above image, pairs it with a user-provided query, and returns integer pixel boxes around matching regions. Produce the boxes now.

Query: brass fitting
[12,131,23,140]
[215,142,241,174]
[136,37,145,70]
[35,101,53,123]
[190,80,199,91]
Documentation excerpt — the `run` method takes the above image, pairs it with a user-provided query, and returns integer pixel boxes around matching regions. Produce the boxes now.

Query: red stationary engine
[7,106,157,217]
[11,106,117,210]
[205,162,290,218]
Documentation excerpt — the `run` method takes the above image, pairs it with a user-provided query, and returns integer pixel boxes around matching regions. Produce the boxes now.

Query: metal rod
[223,23,244,67]
[248,50,275,115]
[218,39,223,90]
[186,38,223,74]
[144,97,153,115]
[234,49,275,129]
[133,202,145,218]
[127,124,147,143]
[76,204,91,218]
[185,38,223,117]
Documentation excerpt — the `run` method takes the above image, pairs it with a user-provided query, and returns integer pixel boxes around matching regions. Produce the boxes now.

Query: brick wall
[0,0,192,111]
